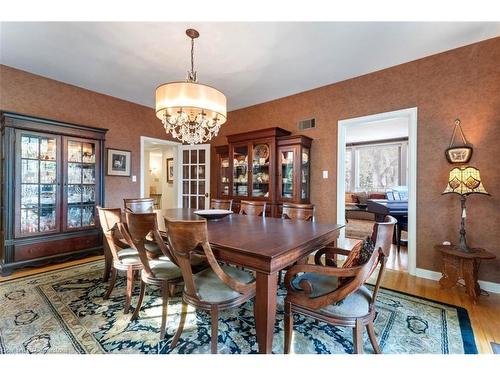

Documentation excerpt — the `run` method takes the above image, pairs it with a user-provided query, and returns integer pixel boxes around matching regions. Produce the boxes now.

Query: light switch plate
[322,170,328,179]
[132,175,137,182]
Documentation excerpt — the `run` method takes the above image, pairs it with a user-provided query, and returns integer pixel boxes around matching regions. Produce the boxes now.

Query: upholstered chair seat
[193,265,255,303]
[116,249,142,266]
[147,258,183,280]
[319,286,372,318]
[291,273,338,298]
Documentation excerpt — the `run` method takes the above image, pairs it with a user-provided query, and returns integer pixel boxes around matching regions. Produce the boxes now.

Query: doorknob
[205,193,209,198]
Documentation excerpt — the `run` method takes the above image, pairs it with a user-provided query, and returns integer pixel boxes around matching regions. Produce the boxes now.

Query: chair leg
[124,267,134,314]
[168,283,176,297]
[366,321,381,354]
[159,281,169,339]
[284,301,293,354]
[352,318,364,354]
[170,301,188,350]
[103,267,117,300]
[210,305,219,354]
[131,280,146,321]
[397,224,402,252]
[102,244,112,282]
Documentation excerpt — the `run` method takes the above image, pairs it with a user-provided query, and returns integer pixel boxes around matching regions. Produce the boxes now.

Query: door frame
[139,136,181,201]
[336,107,418,275]
[177,143,211,209]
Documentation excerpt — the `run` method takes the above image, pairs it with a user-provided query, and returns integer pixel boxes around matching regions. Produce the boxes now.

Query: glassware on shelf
[82,143,96,163]
[40,185,56,205]
[40,138,56,160]
[21,184,39,207]
[233,145,248,197]
[22,136,39,159]
[40,161,57,183]
[68,163,82,184]
[83,185,95,203]
[22,159,39,183]
[21,208,39,233]
[39,207,56,232]
[281,150,294,199]
[68,206,82,228]
[68,141,82,162]
[301,148,310,200]
[82,206,95,226]
[82,165,95,184]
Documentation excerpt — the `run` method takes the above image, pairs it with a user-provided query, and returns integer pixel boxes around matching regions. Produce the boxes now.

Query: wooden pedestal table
[436,245,496,304]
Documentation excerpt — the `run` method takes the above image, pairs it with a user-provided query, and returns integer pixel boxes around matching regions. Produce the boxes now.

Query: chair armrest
[314,246,351,266]
[201,242,255,295]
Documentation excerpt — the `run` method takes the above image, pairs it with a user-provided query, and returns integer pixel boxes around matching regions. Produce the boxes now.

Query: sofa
[345,191,386,221]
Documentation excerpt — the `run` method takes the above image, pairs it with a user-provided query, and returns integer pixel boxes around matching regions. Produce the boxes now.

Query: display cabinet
[277,135,312,203]
[1,112,107,275]
[215,127,312,217]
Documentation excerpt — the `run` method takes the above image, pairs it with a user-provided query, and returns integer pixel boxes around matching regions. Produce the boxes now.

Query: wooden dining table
[155,208,343,354]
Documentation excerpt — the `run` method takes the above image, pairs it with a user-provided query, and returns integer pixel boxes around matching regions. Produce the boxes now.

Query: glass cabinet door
[232,145,248,197]
[280,148,294,199]
[220,155,230,197]
[19,133,59,235]
[65,139,97,229]
[301,147,310,200]
[252,143,271,198]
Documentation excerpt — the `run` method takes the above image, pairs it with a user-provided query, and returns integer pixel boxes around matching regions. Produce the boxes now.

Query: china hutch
[215,127,312,217]
[1,112,107,275]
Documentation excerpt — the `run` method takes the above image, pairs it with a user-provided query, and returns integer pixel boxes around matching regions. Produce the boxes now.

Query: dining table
[155,208,343,354]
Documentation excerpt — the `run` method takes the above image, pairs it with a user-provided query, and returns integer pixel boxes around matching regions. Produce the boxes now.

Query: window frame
[345,138,408,192]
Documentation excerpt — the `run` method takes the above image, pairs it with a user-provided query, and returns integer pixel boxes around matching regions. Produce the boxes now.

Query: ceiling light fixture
[155,29,227,145]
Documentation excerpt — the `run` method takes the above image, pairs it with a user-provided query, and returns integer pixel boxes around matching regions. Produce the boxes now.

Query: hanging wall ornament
[445,118,473,164]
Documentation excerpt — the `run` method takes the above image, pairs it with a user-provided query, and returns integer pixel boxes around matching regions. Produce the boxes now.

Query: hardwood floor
[0,254,498,354]
[345,237,408,272]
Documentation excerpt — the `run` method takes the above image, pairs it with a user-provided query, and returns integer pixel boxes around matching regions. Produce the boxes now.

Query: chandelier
[155,29,227,145]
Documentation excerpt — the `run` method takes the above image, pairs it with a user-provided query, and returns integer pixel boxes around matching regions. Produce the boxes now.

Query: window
[345,140,408,192]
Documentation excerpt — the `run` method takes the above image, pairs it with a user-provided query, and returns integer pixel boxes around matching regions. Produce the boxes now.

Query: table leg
[254,271,278,354]
[462,258,481,304]
[439,254,459,289]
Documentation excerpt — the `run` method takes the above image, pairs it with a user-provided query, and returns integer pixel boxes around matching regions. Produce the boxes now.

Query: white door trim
[337,107,418,275]
[139,136,181,199]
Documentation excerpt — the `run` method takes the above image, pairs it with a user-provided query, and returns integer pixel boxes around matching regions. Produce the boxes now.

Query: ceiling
[1,22,499,111]
[346,117,409,144]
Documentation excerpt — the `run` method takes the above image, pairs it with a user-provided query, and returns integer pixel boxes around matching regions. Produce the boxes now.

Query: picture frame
[166,157,174,183]
[106,148,131,177]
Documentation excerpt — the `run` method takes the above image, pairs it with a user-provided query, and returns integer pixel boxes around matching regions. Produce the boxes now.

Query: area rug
[0,260,477,354]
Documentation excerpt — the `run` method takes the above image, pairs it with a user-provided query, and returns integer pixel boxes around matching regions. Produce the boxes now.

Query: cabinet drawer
[15,234,101,262]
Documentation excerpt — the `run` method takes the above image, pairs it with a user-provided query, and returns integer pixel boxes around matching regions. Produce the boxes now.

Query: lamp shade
[443,166,489,196]
[155,81,227,125]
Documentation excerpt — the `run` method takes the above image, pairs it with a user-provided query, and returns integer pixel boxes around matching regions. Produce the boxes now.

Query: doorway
[140,137,181,210]
[337,108,417,275]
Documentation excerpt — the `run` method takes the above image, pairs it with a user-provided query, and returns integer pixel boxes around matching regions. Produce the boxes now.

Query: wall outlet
[322,170,328,179]
[132,175,137,182]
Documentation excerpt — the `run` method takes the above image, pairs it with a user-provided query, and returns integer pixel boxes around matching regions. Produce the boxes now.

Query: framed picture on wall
[166,158,174,183]
[107,148,131,177]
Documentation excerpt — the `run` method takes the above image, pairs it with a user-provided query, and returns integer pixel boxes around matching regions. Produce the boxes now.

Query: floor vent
[298,118,316,130]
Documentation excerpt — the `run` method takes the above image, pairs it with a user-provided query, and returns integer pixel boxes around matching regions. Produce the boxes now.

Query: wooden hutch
[215,127,312,217]
[1,112,106,275]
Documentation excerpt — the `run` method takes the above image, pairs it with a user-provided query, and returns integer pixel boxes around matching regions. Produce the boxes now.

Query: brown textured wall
[210,37,500,282]
[0,64,175,208]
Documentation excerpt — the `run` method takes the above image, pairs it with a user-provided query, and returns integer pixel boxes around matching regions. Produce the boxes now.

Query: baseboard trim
[415,268,500,294]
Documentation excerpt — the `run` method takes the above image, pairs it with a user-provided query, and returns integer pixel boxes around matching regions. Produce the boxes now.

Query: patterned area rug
[0,260,477,354]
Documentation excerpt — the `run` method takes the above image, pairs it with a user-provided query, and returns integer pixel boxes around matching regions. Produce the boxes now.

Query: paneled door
[179,144,211,209]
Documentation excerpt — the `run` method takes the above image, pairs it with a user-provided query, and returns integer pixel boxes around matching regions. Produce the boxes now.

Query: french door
[179,144,210,210]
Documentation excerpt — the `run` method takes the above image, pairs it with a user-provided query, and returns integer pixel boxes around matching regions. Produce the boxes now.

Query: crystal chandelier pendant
[155,29,227,145]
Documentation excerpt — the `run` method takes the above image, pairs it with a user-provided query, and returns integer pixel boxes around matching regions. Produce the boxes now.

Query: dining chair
[281,202,315,222]
[123,211,185,337]
[165,217,256,353]
[239,200,266,217]
[97,206,144,314]
[283,215,396,354]
[124,198,155,213]
[278,203,315,283]
[210,198,233,211]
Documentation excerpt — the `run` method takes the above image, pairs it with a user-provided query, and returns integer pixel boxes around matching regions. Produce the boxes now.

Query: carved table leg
[254,271,278,354]
[439,253,459,289]
[462,258,481,304]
